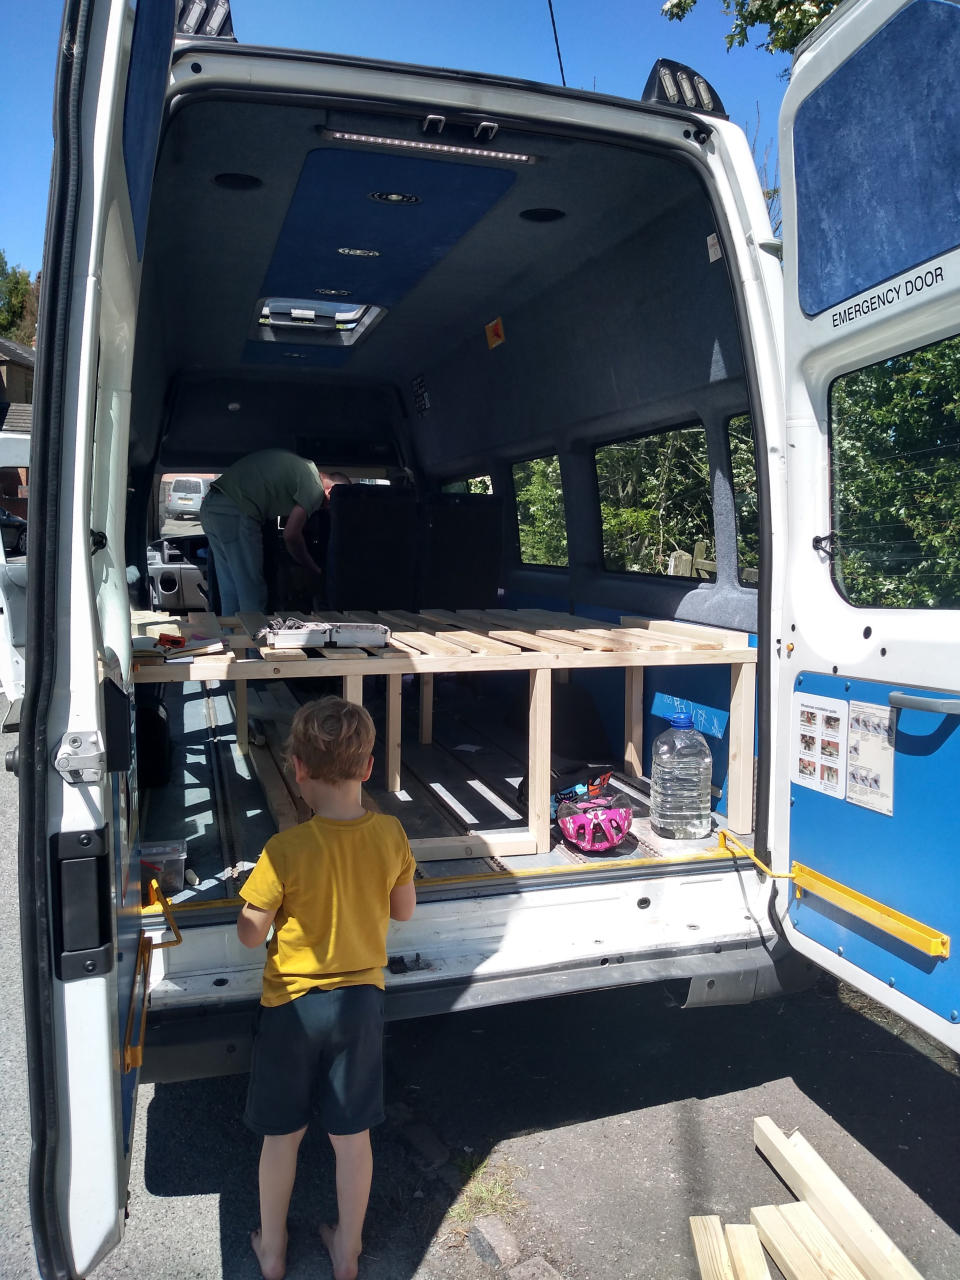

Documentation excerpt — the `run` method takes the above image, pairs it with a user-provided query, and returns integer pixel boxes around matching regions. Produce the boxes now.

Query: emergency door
[773,0,960,1052]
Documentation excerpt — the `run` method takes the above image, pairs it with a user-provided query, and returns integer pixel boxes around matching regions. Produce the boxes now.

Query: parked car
[163,475,209,520]
[0,506,27,556]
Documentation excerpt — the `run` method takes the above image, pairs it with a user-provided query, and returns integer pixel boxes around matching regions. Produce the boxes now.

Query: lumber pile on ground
[689,1116,924,1280]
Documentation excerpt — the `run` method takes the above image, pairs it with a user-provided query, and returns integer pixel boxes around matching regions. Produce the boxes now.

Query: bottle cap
[670,712,694,729]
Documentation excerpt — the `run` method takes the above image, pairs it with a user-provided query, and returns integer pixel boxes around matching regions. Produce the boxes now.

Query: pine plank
[753,1118,924,1280]
[725,1224,772,1280]
[690,1215,737,1280]
[779,1202,869,1280]
[751,1205,829,1279]
[528,667,552,853]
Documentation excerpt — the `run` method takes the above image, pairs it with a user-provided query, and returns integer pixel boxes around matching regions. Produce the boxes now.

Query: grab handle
[889,690,960,715]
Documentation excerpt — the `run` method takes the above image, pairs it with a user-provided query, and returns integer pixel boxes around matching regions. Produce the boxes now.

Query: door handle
[889,690,960,714]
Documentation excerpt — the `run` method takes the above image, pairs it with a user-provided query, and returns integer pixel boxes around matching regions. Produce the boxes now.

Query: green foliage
[596,428,714,575]
[0,251,38,344]
[513,456,568,566]
[831,334,960,608]
[661,0,840,54]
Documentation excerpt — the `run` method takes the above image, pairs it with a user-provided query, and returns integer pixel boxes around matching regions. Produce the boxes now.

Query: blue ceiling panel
[260,149,517,305]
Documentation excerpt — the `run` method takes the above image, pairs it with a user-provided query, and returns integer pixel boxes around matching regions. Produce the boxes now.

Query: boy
[237,696,416,1280]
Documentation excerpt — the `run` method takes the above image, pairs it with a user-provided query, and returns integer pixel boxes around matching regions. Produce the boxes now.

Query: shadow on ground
[140,978,960,1278]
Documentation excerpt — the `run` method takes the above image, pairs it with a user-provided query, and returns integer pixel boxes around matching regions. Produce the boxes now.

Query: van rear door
[20,1,171,1275]
[773,0,960,1051]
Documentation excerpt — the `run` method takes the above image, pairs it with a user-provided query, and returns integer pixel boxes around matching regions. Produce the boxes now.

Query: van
[162,474,210,521]
[15,0,960,1274]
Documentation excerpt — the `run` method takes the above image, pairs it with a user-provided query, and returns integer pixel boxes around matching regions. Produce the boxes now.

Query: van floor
[140,674,721,914]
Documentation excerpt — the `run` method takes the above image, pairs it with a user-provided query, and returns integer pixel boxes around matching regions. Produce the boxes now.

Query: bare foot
[320,1222,360,1280]
[250,1228,287,1280]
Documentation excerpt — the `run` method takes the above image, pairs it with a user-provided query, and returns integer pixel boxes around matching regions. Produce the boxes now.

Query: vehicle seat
[417,492,503,610]
[324,484,419,611]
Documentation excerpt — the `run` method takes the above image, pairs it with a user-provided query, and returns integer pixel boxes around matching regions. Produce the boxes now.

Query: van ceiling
[136,94,703,471]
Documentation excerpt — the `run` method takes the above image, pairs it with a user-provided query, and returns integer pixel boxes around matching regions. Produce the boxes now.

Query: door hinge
[812,531,837,559]
[54,730,106,784]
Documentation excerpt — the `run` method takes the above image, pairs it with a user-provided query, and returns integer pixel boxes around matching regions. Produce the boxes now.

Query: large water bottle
[649,712,712,839]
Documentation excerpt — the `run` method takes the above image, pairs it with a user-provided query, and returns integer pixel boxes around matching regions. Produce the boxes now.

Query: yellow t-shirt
[239,811,416,1006]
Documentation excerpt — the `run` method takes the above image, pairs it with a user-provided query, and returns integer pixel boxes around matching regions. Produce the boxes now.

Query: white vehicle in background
[12,0,960,1276]
[162,474,210,520]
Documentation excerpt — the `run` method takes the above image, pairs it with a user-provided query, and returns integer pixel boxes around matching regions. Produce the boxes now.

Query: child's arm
[237,901,277,947]
[389,881,416,922]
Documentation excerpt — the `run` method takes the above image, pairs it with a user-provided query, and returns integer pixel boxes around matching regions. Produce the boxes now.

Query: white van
[15,0,960,1274]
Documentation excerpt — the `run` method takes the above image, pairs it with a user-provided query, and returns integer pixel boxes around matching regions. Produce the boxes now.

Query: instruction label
[846,700,895,816]
[791,692,848,799]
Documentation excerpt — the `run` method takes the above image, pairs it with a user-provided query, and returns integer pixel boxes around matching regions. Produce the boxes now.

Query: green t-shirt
[215,449,325,522]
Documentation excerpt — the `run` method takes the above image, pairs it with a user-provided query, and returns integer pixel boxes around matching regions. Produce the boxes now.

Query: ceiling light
[322,129,534,164]
[316,288,353,297]
[338,247,380,257]
[369,191,421,205]
[227,402,241,411]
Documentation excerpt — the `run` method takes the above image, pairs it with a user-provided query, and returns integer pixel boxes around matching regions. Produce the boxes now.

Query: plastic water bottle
[649,712,712,839]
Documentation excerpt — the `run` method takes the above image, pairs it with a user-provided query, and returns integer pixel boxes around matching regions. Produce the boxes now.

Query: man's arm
[389,881,416,922]
[237,901,277,947]
[282,504,324,576]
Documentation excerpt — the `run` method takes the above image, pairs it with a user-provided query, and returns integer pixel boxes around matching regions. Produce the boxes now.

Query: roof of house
[0,338,36,368]
[0,403,32,433]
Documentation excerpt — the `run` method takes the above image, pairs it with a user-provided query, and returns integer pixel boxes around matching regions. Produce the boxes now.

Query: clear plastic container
[140,840,187,896]
[649,712,712,839]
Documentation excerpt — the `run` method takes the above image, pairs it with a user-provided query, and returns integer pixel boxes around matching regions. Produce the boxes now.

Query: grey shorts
[244,984,385,1137]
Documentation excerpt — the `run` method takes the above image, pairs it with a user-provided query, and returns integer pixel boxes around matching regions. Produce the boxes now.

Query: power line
[547,0,567,86]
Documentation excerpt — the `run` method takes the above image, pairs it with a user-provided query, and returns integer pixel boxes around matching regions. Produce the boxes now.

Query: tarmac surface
[1,696,959,1279]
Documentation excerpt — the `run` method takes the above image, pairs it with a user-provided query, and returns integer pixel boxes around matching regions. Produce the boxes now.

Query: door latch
[54,731,106,784]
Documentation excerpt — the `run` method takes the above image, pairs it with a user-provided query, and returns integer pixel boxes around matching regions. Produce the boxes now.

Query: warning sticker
[791,692,848,798]
[846,700,895,816]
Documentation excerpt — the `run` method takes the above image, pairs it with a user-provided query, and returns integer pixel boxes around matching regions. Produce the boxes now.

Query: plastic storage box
[140,840,188,895]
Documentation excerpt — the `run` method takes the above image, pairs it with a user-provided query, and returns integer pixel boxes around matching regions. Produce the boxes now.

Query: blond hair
[287,696,375,782]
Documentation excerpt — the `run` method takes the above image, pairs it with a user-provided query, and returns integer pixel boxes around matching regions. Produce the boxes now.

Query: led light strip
[323,129,534,163]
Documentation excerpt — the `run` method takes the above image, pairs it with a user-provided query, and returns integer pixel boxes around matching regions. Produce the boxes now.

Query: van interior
[127,61,762,921]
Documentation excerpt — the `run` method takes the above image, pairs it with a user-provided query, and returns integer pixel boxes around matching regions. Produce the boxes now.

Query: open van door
[772,0,960,1052]
[19,2,174,1275]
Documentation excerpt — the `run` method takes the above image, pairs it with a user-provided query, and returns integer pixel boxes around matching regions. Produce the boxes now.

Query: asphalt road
[1,702,959,1279]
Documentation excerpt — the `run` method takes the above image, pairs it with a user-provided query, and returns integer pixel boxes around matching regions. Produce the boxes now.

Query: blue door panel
[789,671,958,1021]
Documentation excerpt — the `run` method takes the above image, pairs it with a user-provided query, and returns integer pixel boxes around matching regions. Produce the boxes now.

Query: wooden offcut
[725,1224,772,1280]
[753,1117,924,1280]
[690,1215,737,1280]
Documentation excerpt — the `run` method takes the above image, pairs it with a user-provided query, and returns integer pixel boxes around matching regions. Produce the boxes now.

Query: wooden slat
[690,1215,737,1280]
[410,831,537,861]
[534,628,621,651]
[725,1224,772,1280]
[585,627,682,652]
[234,681,249,755]
[751,1206,828,1280]
[386,674,402,793]
[753,1118,924,1280]
[779,1202,869,1280]
[247,742,300,832]
[413,610,522,654]
[419,673,434,746]
[620,614,751,649]
[528,667,552,853]
[727,661,756,835]
[624,667,643,779]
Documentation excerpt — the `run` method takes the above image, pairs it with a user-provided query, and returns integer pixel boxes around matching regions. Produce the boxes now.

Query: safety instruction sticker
[846,700,895,816]
[791,692,848,798]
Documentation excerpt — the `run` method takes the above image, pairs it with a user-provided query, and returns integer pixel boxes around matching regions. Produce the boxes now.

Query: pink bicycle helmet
[556,794,634,853]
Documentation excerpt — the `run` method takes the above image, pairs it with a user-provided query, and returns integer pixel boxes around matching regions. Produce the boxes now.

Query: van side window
[512,456,567,567]
[442,474,493,495]
[727,414,760,587]
[595,425,714,579]
[830,331,960,608]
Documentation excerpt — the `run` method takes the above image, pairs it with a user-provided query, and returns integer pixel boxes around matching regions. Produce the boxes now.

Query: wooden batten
[690,1215,737,1280]
[724,1224,772,1280]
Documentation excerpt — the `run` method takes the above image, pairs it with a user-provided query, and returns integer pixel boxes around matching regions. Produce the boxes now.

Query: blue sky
[1,1,790,277]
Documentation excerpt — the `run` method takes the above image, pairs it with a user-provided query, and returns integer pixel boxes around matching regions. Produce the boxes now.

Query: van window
[830,331,960,608]
[728,414,760,586]
[171,478,203,495]
[442,475,493,495]
[595,425,714,578]
[512,456,567,567]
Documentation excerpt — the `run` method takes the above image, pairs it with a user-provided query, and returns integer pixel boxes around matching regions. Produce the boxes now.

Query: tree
[661,0,841,55]
[0,251,38,344]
